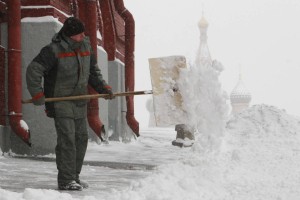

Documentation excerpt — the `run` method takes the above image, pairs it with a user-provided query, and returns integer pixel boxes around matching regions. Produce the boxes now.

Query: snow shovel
[21,90,152,145]
[21,90,153,104]
[148,56,187,126]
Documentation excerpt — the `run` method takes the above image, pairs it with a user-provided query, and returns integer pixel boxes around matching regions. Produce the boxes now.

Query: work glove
[32,92,45,106]
[102,85,115,100]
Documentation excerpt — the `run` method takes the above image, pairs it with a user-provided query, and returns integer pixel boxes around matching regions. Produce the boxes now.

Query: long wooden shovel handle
[22,90,153,104]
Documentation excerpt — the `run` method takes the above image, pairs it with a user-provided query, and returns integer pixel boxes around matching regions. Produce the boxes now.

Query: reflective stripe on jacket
[26,33,108,118]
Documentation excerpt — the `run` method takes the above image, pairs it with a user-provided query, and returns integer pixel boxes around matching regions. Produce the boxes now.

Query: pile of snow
[108,104,300,200]
[219,105,300,199]
[178,56,229,153]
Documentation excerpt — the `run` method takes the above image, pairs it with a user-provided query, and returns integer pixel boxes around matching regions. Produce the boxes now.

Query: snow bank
[218,104,300,199]
[108,104,300,200]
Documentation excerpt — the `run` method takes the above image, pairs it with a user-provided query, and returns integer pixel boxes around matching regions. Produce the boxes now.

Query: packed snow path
[0,128,189,199]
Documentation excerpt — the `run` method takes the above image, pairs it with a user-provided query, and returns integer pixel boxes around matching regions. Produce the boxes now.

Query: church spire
[196,11,212,66]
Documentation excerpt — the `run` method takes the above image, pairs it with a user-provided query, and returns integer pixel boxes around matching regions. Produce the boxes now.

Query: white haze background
[124,0,300,127]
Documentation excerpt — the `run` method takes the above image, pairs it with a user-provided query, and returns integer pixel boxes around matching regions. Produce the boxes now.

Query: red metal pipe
[77,0,86,23]
[85,0,105,140]
[113,0,139,136]
[100,0,116,60]
[96,0,103,36]
[86,92,105,140]
[7,0,31,146]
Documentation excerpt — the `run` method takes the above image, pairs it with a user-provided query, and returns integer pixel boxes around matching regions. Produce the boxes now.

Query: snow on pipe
[7,0,31,146]
[114,0,139,136]
[71,0,79,18]
[85,0,105,140]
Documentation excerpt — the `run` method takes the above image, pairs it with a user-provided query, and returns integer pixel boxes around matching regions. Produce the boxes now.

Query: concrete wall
[107,60,134,142]
[21,20,61,155]
[0,126,10,153]
[0,18,124,155]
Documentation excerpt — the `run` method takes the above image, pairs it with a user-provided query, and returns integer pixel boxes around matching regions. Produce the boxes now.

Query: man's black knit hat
[62,17,85,37]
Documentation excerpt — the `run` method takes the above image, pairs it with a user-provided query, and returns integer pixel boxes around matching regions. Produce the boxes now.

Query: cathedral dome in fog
[230,74,251,114]
[230,78,251,103]
[198,16,208,28]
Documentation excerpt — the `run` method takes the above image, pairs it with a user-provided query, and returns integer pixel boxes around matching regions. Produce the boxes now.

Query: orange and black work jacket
[26,33,109,118]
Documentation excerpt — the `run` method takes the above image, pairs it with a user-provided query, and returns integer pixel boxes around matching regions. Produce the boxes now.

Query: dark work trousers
[54,117,88,185]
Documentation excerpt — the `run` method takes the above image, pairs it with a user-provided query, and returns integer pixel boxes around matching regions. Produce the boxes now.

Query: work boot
[58,181,83,191]
[76,180,89,189]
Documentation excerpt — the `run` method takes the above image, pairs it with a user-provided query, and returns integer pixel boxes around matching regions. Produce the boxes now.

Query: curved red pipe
[84,0,105,140]
[7,0,31,146]
[87,86,104,140]
[114,0,139,136]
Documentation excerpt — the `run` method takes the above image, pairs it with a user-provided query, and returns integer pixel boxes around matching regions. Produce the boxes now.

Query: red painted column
[7,0,31,146]
[85,0,105,140]
[114,0,139,136]
[77,0,86,25]
[99,0,116,60]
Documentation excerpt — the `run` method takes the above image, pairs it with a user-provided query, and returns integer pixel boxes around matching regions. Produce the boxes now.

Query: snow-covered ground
[2,104,300,200]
